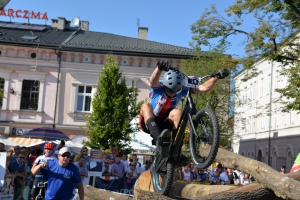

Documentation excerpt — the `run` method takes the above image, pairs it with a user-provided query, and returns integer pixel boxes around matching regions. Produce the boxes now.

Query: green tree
[180,49,238,148]
[85,54,141,151]
[190,1,300,112]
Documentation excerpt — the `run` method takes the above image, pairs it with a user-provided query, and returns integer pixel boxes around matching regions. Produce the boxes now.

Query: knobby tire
[151,154,175,195]
[190,108,220,169]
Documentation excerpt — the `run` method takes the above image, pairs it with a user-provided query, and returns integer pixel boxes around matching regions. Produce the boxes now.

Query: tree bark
[83,185,132,200]
[200,145,300,200]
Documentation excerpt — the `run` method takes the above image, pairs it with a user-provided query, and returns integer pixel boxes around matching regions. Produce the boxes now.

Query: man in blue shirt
[31,147,84,200]
[8,152,26,199]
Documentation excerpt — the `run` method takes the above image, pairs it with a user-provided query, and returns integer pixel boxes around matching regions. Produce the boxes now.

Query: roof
[0,21,195,57]
[0,22,76,47]
[64,30,194,55]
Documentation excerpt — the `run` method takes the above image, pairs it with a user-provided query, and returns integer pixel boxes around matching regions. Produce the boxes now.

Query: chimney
[80,21,89,31]
[51,17,70,30]
[138,27,148,40]
[51,19,58,28]
[57,17,67,30]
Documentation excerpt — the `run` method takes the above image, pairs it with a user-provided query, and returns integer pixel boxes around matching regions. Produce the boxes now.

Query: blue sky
[1,0,255,57]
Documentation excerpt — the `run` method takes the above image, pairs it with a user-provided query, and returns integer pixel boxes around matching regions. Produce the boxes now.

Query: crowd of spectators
[172,161,256,186]
[2,140,295,199]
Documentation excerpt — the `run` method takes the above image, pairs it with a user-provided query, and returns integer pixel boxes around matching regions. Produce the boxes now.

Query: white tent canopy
[0,135,18,149]
[53,137,90,155]
[130,117,155,155]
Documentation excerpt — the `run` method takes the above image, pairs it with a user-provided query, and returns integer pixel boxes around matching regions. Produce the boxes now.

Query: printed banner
[92,177,134,195]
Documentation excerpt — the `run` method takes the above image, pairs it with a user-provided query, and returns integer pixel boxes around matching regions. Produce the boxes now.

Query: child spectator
[241,173,252,185]
[280,166,287,174]
[182,165,193,183]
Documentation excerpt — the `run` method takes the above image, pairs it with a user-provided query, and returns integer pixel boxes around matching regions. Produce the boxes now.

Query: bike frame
[156,72,214,171]
[170,88,196,160]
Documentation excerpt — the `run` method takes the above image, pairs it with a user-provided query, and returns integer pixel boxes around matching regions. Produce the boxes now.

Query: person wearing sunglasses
[8,152,27,199]
[138,61,230,165]
[30,142,57,200]
[74,147,90,170]
[102,159,112,176]
[125,162,139,187]
[31,147,84,200]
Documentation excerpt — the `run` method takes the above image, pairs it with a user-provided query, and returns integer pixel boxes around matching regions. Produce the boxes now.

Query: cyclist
[138,61,230,165]
[30,142,57,200]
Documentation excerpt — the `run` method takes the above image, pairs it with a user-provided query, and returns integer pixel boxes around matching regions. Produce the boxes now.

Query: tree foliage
[85,54,141,151]
[180,49,238,147]
[190,0,300,112]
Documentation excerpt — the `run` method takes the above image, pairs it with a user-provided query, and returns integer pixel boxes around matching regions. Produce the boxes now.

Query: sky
[0,0,256,57]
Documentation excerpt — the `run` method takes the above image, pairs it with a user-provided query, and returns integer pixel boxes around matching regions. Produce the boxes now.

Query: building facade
[0,17,194,145]
[233,59,300,171]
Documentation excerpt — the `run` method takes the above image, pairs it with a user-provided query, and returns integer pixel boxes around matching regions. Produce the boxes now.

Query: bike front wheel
[151,153,175,195]
[189,108,220,169]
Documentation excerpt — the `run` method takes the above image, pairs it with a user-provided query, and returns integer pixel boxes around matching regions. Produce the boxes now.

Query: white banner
[0,152,14,200]
[0,153,6,187]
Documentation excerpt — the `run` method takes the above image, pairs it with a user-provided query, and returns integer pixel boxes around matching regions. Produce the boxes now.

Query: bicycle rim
[189,108,220,169]
[151,154,175,195]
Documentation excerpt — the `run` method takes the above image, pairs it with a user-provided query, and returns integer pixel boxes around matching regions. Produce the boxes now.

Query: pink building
[0,17,193,145]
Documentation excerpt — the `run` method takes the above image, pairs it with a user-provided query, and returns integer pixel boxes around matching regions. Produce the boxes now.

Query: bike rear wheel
[151,153,175,195]
[189,108,220,169]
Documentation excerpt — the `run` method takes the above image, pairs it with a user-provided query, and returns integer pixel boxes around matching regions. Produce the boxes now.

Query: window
[252,117,256,133]
[20,80,39,110]
[242,118,246,132]
[261,115,263,130]
[244,87,248,103]
[267,74,271,95]
[76,86,92,112]
[0,78,4,108]
[248,117,251,133]
[253,81,256,100]
[275,71,278,89]
[250,84,253,101]
[260,78,264,97]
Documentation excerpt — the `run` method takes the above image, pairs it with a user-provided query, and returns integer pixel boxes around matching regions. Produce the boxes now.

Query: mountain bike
[151,66,220,195]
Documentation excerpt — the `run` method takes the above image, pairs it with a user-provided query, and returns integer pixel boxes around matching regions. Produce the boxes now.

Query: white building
[233,59,300,171]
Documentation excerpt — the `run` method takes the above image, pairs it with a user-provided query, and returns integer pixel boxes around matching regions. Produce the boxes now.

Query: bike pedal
[160,138,171,146]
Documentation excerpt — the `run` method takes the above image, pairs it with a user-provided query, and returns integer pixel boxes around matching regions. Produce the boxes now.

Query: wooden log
[83,185,131,200]
[200,145,300,200]
[134,171,235,199]
[83,171,300,200]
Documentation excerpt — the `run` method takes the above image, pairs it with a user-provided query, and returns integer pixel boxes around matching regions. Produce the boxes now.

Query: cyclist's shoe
[157,129,171,158]
[176,154,189,167]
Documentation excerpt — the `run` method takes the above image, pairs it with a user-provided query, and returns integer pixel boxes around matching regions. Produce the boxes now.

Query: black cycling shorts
[139,114,174,134]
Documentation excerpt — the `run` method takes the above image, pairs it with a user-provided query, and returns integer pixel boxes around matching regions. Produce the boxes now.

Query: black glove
[216,69,230,79]
[157,61,170,71]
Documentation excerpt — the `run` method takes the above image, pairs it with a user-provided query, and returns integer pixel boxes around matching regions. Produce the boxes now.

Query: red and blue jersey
[148,84,189,120]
